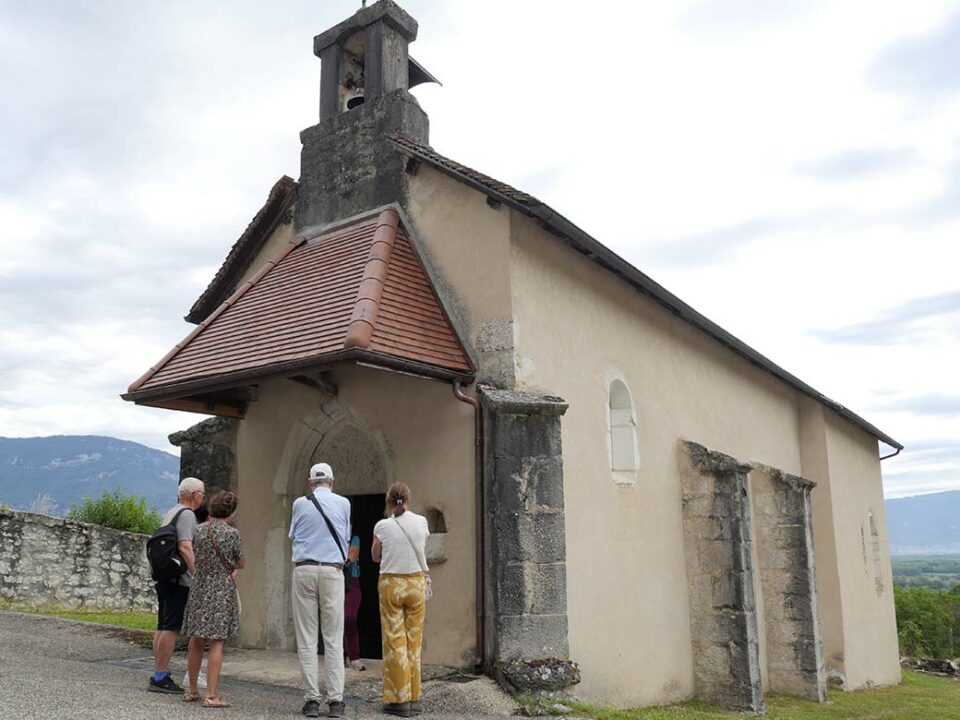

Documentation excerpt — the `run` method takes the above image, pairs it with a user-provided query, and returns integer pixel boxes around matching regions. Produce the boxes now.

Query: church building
[124,2,902,710]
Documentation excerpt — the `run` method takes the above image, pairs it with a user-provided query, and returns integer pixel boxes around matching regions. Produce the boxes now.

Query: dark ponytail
[386,482,411,517]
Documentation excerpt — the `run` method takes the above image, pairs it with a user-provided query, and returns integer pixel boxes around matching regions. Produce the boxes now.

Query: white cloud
[0,0,956,504]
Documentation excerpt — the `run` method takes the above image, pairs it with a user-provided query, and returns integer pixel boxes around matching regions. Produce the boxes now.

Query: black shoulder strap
[169,507,189,529]
[308,494,346,562]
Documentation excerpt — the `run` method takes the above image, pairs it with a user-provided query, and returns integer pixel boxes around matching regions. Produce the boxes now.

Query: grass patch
[0,600,155,632]
[562,671,960,719]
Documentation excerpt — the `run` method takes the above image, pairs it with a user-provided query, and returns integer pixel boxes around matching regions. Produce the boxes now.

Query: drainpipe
[453,381,485,671]
[880,446,902,461]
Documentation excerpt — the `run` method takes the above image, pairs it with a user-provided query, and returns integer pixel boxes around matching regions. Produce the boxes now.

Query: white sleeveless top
[374,511,430,575]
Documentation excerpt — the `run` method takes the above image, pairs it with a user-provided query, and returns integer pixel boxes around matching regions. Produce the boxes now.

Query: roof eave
[121,349,475,406]
[388,136,902,451]
[185,176,298,324]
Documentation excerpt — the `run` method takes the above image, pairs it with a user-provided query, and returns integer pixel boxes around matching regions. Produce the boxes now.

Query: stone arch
[264,393,394,649]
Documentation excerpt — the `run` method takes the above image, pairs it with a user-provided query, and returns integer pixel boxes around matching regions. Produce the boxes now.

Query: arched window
[608,379,638,482]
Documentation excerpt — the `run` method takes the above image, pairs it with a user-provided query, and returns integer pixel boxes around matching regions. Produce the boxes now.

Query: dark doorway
[350,493,385,659]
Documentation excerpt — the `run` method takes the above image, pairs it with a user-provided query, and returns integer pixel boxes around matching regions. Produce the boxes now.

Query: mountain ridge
[886,489,960,555]
[0,435,180,515]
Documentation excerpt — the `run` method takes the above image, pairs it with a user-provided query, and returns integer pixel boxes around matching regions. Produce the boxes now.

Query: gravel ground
[0,612,521,720]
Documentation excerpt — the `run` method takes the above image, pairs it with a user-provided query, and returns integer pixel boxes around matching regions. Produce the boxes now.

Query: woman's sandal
[202,696,231,708]
[183,690,201,703]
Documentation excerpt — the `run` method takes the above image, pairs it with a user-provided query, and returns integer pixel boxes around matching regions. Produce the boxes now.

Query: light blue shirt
[289,487,351,564]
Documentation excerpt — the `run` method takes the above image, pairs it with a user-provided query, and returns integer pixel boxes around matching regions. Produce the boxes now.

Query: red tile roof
[125,208,473,405]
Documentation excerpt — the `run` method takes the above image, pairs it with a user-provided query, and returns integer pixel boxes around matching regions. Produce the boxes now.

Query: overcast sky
[1,1,957,498]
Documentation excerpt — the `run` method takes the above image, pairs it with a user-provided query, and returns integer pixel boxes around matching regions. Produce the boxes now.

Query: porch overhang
[122,207,475,419]
[123,348,474,418]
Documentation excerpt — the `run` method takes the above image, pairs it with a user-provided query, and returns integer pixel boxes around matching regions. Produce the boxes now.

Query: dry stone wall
[0,509,155,611]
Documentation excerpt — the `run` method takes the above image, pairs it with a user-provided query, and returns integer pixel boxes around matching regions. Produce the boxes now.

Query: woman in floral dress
[182,491,244,708]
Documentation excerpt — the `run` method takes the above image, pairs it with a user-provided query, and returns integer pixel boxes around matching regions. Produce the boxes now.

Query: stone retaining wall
[0,509,156,611]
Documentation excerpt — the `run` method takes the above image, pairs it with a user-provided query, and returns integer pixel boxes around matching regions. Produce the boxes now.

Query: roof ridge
[343,208,401,350]
[128,233,307,393]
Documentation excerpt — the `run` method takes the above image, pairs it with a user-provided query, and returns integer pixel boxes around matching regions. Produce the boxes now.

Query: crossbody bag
[393,516,433,600]
[307,494,351,594]
[210,526,242,617]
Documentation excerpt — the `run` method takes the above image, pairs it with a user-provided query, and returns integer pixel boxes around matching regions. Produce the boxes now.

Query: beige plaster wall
[235,217,297,288]
[822,413,901,689]
[800,400,846,674]
[506,210,804,707]
[232,365,477,667]
[406,167,515,384]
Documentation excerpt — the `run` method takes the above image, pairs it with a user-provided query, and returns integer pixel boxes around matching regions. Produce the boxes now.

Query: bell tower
[295,0,438,231]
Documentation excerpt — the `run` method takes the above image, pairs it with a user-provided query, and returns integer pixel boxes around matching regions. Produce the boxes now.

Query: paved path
[0,612,519,720]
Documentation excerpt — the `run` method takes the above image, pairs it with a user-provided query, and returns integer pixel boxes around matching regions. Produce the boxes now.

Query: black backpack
[146,508,190,582]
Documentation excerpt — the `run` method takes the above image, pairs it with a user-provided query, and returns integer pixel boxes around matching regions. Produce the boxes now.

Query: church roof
[124,208,473,415]
[387,134,902,451]
[186,175,298,325]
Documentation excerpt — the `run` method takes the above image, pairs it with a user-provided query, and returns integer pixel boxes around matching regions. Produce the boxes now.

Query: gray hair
[178,477,205,498]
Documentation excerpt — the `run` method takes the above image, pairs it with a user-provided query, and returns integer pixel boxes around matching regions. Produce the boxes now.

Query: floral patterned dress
[182,520,242,640]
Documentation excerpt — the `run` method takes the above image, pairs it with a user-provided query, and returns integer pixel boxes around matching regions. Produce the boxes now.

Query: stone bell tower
[295,0,438,231]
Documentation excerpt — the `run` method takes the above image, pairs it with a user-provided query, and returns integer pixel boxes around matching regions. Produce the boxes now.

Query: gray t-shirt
[162,504,198,587]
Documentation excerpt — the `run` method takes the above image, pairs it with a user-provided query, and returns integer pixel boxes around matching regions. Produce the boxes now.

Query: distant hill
[0,435,180,516]
[886,490,960,555]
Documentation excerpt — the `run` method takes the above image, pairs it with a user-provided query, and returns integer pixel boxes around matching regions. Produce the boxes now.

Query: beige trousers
[292,565,345,703]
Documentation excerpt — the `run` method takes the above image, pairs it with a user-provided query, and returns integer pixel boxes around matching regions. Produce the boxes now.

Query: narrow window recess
[608,378,639,485]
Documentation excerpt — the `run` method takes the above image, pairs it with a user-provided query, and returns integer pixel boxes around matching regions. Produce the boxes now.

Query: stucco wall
[504,208,895,705]
[0,509,155,611]
[406,166,515,385]
[235,217,296,289]
[506,209,806,705]
[232,367,476,667]
[822,413,900,689]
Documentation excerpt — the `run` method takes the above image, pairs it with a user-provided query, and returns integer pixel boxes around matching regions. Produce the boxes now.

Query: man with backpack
[289,462,351,718]
[148,476,206,693]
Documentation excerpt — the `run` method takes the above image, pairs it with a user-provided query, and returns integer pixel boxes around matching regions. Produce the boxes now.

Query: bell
[345,88,365,110]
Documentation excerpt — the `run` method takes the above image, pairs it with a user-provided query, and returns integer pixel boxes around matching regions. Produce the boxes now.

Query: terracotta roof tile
[125,209,472,402]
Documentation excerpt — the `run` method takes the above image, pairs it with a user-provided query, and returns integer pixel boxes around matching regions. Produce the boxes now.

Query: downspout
[453,381,485,670]
[880,446,902,461]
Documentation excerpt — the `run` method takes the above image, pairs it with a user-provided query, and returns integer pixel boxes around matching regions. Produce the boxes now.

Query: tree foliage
[66,488,162,535]
[895,585,960,658]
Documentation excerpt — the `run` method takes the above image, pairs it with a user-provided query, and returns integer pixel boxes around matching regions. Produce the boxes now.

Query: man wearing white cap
[289,462,351,718]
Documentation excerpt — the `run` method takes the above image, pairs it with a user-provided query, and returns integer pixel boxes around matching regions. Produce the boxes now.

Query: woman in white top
[372,482,429,718]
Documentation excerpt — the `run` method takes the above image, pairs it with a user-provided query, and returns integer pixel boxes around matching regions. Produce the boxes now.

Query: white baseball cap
[309,462,334,482]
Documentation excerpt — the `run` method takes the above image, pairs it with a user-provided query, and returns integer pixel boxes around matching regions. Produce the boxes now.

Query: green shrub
[0,503,11,512]
[895,585,960,658]
[66,489,162,535]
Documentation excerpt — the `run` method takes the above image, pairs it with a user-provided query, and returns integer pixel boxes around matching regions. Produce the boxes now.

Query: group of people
[147,463,430,719]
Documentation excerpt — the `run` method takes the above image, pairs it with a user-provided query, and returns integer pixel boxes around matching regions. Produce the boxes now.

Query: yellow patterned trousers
[378,572,426,704]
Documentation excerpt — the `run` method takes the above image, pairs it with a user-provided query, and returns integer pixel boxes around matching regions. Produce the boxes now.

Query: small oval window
[608,379,638,481]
